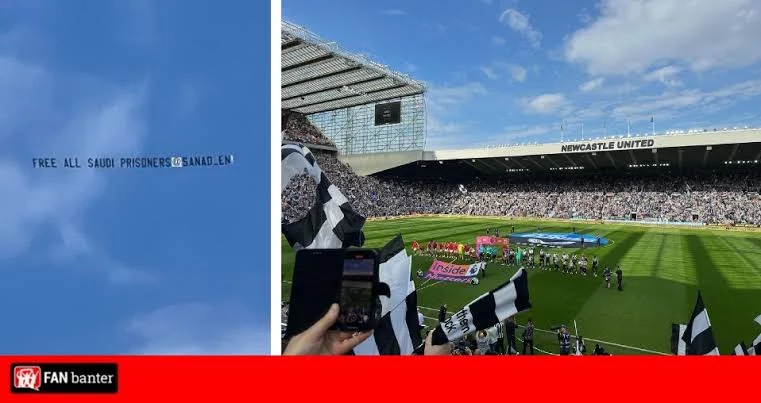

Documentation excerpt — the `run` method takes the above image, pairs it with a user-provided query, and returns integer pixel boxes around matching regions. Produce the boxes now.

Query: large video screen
[374,101,401,126]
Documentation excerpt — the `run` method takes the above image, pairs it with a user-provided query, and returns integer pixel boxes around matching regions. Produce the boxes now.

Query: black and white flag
[750,334,760,356]
[750,314,761,355]
[670,323,687,355]
[430,269,531,345]
[733,342,748,356]
[352,235,422,355]
[681,291,720,355]
[281,144,365,250]
[281,145,421,355]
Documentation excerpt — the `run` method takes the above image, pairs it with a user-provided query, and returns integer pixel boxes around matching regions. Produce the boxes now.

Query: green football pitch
[281,216,761,355]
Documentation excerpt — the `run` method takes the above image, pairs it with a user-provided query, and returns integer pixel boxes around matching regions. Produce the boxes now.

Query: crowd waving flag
[430,268,531,346]
[680,291,720,355]
[281,145,421,355]
[281,144,365,250]
[352,235,422,355]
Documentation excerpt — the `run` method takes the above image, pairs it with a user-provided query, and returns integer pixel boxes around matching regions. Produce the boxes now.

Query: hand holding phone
[283,303,373,355]
[285,248,381,338]
[337,249,380,331]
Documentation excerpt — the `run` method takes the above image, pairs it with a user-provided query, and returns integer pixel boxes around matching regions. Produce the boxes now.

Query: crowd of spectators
[282,148,761,226]
[282,110,335,147]
[281,113,761,226]
[281,116,761,357]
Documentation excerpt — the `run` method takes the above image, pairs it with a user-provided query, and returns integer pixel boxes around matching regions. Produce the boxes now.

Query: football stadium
[280,21,761,356]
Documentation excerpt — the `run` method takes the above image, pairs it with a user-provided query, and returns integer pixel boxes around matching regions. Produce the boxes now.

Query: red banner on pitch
[0,356,758,402]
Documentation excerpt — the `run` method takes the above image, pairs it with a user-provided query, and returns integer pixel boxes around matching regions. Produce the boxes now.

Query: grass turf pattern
[281,217,761,355]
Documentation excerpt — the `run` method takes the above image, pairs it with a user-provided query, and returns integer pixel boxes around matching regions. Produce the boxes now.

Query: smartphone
[337,249,380,331]
[286,248,379,337]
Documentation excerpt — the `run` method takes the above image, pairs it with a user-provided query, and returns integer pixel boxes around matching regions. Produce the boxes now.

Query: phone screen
[338,253,376,330]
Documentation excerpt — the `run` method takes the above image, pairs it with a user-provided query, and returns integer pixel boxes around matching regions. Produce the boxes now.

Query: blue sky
[0,1,270,354]
[283,0,761,149]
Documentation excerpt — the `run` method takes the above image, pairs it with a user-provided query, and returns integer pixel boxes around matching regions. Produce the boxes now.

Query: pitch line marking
[416,281,443,292]
[417,306,668,355]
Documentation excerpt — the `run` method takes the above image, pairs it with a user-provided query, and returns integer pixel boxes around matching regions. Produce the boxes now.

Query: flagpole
[574,320,580,355]
[561,120,565,143]
[581,121,584,140]
[651,116,655,135]
[603,122,607,137]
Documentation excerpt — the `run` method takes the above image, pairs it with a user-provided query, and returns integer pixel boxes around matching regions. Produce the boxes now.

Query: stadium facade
[281,21,426,156]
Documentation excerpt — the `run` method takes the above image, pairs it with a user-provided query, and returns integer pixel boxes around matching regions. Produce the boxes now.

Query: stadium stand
[280,21,761,357]
[282,110,335,147]
[282,117,761,227]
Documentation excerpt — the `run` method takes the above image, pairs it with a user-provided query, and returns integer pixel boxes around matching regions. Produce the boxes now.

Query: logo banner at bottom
[11,363,118,394]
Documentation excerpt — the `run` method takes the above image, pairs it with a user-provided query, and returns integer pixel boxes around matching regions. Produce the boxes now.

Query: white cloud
[0,28,152,283]
[433,122,556,149]
[643,65,682,87]
[424,82,488,148]
[565,0,761,75]
[125,302,270,355]
[480,66,499,80]
[506,64,527,82]
[426,116,471,149]
[382,9,406,16]
[502,124,553,141]
[519,93,570,115]
[498,8,542,48]
[579,77,605,92]
[492,36,506,46]
[556,77,761,128]
[426,82,487,107]
[609,79,761,121]
[479,63,527,82]
[578,8,593,24]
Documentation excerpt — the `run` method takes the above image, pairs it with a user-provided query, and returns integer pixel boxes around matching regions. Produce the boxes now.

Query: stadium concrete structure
[281,21,761,178]
[361,129,761,178]
[281,21,426,155]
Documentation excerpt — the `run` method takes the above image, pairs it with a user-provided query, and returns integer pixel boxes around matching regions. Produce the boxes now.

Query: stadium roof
[281,21,426,115]
[341,129,761,177]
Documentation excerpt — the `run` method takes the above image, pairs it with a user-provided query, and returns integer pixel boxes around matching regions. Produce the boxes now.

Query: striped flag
[670,324,687,355]
[281,146,421,355]
[681,291,720,355]
[281,144,365,250]
[751,315,761,355]
[352,235,422,355]
[750,334,760,355]
[733,342,748,356]
[430,268,531,345]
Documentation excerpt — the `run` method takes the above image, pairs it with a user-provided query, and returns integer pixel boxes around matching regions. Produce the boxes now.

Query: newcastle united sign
[560,138,655,153]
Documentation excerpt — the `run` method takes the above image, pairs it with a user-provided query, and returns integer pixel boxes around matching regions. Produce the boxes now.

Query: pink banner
[424,260,484,283]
